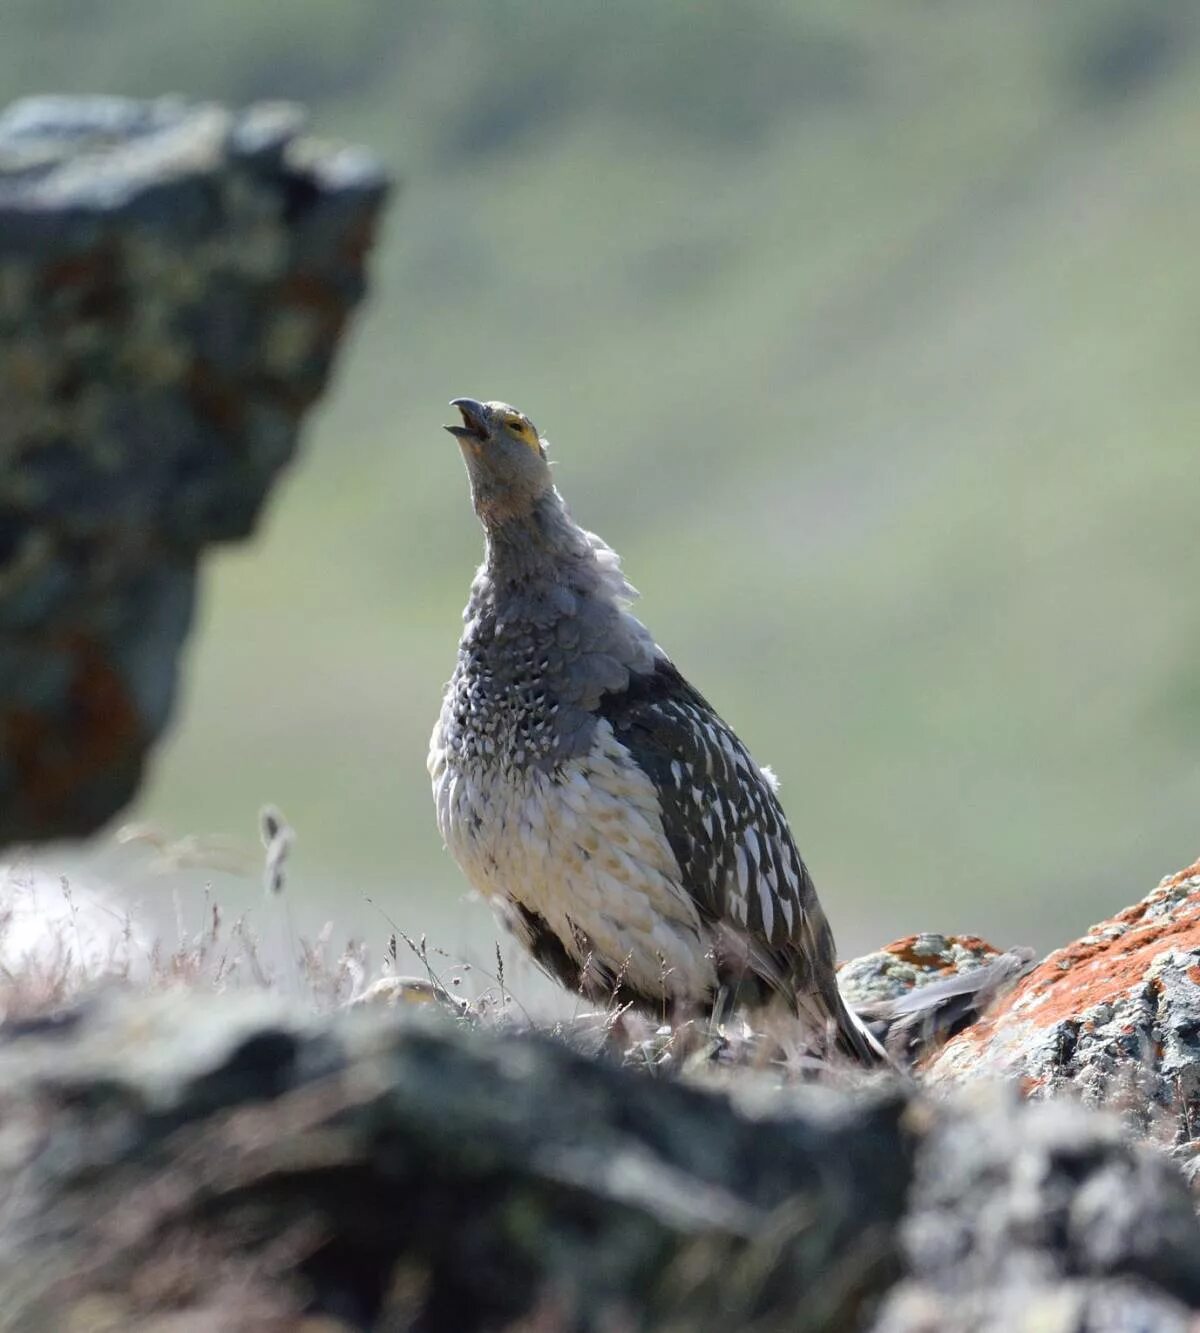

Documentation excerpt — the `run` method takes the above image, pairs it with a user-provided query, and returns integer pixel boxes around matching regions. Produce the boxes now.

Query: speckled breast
[428,672,712,1003]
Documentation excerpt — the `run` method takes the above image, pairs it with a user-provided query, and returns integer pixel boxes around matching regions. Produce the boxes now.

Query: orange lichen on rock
[944,863,1200,1053]
[926,856,1200,1151]
[0,96,389,847]
[880,934,999,971]
[1165,859,1200,889]
[3,635,144,840]
[1000,881,1197,1030]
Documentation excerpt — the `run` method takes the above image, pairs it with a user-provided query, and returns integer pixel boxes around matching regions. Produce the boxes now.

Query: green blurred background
[6,0,1199,982]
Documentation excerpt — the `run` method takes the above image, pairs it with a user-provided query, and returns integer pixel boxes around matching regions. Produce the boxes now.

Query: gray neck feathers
[474,489,643,622]
[480,489,589,583]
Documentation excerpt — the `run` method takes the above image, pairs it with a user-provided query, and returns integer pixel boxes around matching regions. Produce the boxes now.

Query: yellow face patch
[501,412,540,452]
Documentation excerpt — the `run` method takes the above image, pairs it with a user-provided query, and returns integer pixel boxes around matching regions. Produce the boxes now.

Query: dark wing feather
[595,657,833,1000]
[596,657,889,1064]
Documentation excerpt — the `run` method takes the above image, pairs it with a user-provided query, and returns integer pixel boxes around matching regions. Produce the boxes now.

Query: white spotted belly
[429,717,712,1002]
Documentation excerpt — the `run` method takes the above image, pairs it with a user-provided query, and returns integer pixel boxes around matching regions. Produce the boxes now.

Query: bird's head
[444,397,552,528]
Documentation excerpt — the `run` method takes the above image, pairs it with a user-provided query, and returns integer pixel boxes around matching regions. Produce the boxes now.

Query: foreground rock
[1,991,1198,1331]
[0,990,910,1331]
[876,1091,1200,1332]
[0,96,388,844]
[926,858,1200,1169]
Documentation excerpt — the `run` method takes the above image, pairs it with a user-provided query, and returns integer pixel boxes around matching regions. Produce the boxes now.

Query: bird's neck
[482,488,591,586]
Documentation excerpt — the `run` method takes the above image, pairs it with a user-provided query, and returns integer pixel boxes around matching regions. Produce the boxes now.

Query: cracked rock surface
[0,95,388,843]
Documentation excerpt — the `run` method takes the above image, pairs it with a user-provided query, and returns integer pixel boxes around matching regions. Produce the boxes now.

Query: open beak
[445,397,488,442]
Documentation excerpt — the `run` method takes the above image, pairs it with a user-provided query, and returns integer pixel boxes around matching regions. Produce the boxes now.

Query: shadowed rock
[0,990,910,1332]
[1,989,1199,1331]
[0,95,389,844]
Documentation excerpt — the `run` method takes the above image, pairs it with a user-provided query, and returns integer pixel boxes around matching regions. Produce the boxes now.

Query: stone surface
[2,990,1199,1331]
[840,934,1035,1066]
[875,1089,1200,1332]
[0,990,911,1332]
[876,1275,1199,1332]
[839,933,1008,1006]
[0,95,389,844]
[926,858,1200,1156]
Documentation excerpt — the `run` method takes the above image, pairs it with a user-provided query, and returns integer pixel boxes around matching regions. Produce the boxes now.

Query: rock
[348,973,470,1013]
[0,96,389,844]
[926,858,1200,1153]
[840,934,1036,1066]
[0,989,912,1332]
[839,934,1009,1007]
[2,987,1199,1331]
[875,1090,1200,1331]
[876,1276,1198,1332]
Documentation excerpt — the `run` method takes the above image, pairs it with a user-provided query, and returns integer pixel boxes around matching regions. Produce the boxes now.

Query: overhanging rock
[0,95,389,843]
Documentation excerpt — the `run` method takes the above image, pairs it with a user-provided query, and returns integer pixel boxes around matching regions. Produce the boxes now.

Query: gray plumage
[429,397,885,1065]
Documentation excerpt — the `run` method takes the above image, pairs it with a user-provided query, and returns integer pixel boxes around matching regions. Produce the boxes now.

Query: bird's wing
[595,657,828,992]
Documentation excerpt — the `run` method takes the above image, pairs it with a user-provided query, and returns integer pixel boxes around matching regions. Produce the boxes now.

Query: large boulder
[0,96,389,844]
[925,857,1200,1170]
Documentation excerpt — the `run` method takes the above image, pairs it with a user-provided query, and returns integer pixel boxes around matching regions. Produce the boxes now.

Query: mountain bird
[429,397,885,1064]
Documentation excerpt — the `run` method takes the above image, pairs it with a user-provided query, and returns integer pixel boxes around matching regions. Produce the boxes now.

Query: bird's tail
[829,986,893,1067]
[790,909,894,1068]
[794,976,893,1068]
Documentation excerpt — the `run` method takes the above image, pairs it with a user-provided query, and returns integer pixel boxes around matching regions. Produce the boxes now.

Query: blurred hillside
[4,0,1199,978]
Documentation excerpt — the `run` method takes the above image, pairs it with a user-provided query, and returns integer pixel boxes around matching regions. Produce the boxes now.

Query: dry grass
[0,809,383,1026]
[0,812,890,1103]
